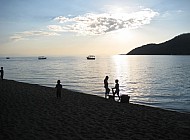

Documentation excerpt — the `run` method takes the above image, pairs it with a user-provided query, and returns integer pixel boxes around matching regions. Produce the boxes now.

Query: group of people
[56,76,119,100]
[1,66,119,100]
[104,76,119,99]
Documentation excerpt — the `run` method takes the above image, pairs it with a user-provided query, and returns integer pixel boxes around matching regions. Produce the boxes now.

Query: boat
[6,57,10,59]
[38,56,47,60]
[86,55,95,60]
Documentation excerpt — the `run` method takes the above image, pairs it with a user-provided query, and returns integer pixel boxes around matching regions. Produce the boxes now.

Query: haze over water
[0,55,190,113]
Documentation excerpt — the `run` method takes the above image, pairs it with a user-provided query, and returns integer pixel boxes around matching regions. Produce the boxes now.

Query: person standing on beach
[104,76,110,98]
[0,67,4,80]
[112,79,119,98]
[56,80,62,98]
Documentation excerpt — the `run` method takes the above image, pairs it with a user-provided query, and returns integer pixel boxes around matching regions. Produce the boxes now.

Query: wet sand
[0,79,190,140]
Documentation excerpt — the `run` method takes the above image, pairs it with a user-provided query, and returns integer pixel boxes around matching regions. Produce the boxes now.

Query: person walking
[0,67,4,80]
[112,79,119,98]
[55,80,62,98]
[104,76,110,98]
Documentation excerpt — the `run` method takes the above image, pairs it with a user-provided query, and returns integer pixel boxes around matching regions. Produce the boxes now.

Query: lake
[0,55,190,113]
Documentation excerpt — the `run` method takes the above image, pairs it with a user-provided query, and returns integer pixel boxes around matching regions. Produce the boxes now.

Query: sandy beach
[0,79,190,140]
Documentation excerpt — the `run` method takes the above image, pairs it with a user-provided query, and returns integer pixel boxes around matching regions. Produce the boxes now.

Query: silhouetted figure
[112,79,119,98]
[55,80,62,98]
[104,76,110,98]
[0,67,4,80]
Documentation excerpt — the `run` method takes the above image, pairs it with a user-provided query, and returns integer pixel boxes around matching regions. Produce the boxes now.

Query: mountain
[127,33,190,55]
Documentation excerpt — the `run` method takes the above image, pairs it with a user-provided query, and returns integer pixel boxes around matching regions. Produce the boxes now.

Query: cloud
[10,30,60,41]
[161,10,184,18]
[10,35,23,41]
[10,8,159,41]
[51,8,159,35]
[47,25,70,32]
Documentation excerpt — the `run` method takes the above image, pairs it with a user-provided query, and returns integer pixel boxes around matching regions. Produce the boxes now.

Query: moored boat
[86,55,95,60]
[38,56,47,60]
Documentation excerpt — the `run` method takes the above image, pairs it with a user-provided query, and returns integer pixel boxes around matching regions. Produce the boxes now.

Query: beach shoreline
[1,79,190,139]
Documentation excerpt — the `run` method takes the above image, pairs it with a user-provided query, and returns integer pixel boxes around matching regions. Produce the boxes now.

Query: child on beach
[0,67,4,80]
[112,79,119,97]
[55,80,62,98]
[104,76,110,98]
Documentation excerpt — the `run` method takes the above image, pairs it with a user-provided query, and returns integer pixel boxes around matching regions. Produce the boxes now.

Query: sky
[0,0,190,56]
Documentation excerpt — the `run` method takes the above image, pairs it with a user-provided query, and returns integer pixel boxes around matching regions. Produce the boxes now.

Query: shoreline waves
[0,79,190,139]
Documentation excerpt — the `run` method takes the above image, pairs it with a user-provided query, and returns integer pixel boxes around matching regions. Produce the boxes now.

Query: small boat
[38,56,47,60]
[6,57,10,59]
[86,55,95,60]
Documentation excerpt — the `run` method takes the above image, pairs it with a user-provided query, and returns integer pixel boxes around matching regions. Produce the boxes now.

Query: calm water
[0,55,190,113]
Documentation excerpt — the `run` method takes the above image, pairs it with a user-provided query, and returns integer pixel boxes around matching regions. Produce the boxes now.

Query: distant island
[126,33,190,55]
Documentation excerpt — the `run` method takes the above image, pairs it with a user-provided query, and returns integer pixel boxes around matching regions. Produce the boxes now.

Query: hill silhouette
[127,33,190,55]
